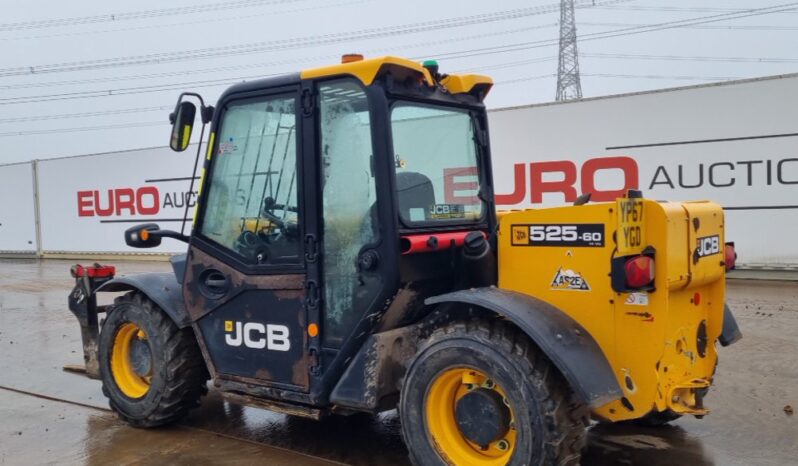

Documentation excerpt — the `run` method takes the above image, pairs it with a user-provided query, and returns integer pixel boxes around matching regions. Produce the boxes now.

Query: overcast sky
[1,0,796,163]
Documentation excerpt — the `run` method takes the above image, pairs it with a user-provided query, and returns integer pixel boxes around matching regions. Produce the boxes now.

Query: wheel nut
[483,379,495,389]
[496,439,510,451]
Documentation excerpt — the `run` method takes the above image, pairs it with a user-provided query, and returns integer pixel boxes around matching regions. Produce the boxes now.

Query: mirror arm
[173,92,213,123]
[201,105,214,124]
[181,119,205,237]
[170,93,211,234]
[150,230,190,244]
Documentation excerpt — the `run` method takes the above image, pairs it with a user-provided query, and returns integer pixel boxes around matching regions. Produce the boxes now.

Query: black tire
[99,291,209,427]
[399,319,589,466]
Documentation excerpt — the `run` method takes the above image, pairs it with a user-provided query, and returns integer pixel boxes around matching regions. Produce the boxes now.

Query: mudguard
[719,304,742,347]
[426,287,622,408]
[329,325,420,412]
[96,273,191,328]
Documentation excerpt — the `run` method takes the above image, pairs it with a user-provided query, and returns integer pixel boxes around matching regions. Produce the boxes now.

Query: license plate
[617,198,645,255]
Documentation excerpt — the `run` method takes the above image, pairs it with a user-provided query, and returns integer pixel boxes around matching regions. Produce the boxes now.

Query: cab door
[182,86,311,391]
[313,79,398,353]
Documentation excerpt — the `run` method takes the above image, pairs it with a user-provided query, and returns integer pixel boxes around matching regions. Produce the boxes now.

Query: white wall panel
[0,163,37,252]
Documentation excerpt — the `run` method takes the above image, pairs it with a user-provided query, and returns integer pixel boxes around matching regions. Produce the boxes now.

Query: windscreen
[391,103,484,226]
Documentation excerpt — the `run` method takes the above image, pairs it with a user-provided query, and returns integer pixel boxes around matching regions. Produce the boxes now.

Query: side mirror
[124,224,162,248]
[169,101,197,152]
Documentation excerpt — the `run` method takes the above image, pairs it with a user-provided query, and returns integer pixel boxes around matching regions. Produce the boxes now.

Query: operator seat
[395,171,435,222]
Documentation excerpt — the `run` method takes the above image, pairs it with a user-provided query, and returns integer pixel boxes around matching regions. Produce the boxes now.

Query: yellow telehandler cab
[68,55,741,466]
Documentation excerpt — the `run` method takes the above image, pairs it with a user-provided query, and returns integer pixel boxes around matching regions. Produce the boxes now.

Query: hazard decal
[550,268,591,291]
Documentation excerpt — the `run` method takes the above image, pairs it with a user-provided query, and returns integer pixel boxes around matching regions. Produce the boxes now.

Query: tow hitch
[66,264,116,379]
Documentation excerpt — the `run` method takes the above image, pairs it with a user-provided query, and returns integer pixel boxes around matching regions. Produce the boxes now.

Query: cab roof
[219,56,493,103]
[301,56,493,99]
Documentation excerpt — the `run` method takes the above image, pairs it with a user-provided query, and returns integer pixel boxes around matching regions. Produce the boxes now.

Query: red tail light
[625,255,655,288]
[70,264,116,278]
[724,242,736,271]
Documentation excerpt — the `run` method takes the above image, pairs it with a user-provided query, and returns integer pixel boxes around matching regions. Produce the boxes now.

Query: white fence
[1,73,796,267]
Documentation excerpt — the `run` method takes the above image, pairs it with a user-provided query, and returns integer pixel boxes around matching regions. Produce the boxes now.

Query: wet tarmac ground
[1,258,796,465]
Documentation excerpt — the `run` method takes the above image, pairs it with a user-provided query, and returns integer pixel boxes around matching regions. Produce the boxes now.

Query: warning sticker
[624,292,649,306]
[550,268,591,291]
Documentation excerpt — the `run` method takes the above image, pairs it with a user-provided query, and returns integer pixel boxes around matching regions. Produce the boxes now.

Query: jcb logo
[510,225,529,246]
[224,321,290,351]
[696,235,721,258]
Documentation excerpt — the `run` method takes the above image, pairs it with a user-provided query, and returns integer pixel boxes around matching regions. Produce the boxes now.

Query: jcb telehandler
[68,55,741,465]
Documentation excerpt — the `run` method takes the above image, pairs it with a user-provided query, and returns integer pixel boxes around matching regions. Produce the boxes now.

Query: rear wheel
[400,319,588,466]
[99,292,209,427]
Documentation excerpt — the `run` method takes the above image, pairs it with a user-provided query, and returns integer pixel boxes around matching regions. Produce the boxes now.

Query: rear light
[724,242,736,271]
[624,255,655,288]
[611,249,656,292]
[70,264,116,279]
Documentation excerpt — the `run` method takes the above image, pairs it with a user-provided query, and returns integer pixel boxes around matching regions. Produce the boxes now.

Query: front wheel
[399,320,588,466]
[98,292,209,427]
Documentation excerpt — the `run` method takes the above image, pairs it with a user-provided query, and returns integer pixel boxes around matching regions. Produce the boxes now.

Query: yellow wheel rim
[426,368,517,465]
[111,323,152,399]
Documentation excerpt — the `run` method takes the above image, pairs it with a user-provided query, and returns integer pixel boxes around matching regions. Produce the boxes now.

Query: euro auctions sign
[485,155,797,208]
[491,156,638,205]
[76,186,195,218]
[487,74,798,266]
[37,146,197,253]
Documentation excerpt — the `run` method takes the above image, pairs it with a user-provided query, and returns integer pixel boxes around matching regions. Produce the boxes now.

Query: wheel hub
[425,368,516,464]
[129,337,152,377]
[455,388,512,447]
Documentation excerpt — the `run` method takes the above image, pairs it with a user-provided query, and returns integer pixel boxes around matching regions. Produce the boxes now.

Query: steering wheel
[235,231,270,264]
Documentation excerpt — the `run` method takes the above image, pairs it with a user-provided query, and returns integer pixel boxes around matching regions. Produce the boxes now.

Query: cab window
[391,103,484,226]
[200,94,300,265]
